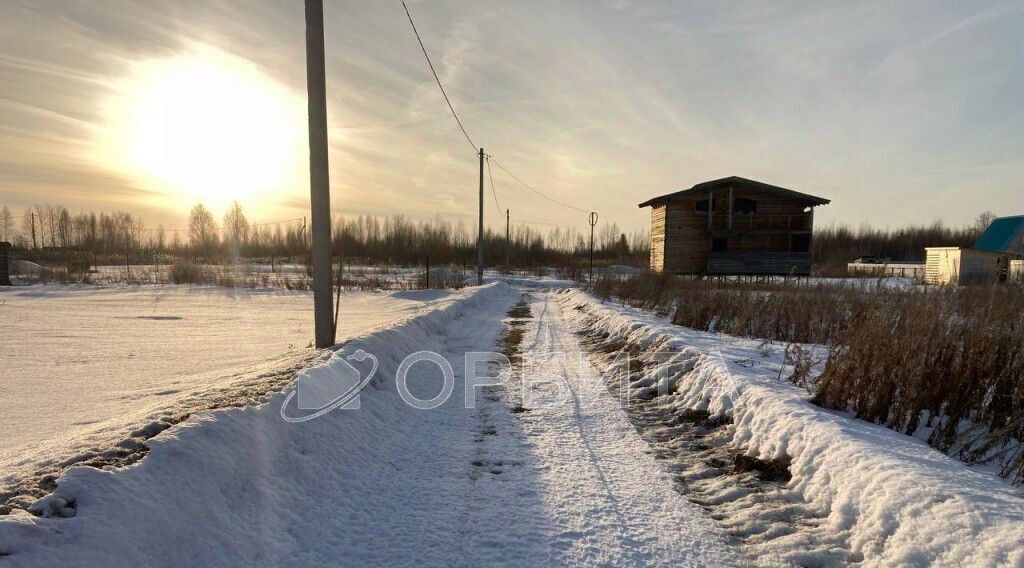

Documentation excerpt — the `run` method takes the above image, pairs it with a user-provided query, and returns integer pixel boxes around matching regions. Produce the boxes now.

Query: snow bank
[295,282,519,398]
[0,283,521,566]
[10,260,46,276]
[562,289,1024,567]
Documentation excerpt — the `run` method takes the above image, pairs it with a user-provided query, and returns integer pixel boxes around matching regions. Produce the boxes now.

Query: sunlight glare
[101,45,305,210]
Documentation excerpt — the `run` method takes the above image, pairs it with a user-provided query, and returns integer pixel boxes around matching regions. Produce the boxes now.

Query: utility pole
[304,0,335,348]
[588,211,599,284]
[477,147,484,286]
[0,242,11,286]
[30,212,37,250]
[505,208,510,268]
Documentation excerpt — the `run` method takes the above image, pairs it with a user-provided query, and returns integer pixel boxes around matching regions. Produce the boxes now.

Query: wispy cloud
[0,0,1022,231]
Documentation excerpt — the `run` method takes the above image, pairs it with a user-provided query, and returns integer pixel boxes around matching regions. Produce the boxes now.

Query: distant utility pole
[477,147,484,286]
[505,208,510,267]
[30,212,37,250]
[304,0,335,348]
[588,211,599,284]
[0,242,12,286]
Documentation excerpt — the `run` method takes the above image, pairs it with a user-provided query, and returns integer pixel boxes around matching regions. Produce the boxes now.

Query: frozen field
[0,284,451,488]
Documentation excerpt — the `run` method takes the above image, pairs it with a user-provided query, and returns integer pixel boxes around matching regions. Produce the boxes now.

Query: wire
[485,156,501,212]
[250,217,304,228]
[399,2,597,218]
[131,217,304,233]
[486,155,591,214]
[515,217,565,228]
[400,0,478,153]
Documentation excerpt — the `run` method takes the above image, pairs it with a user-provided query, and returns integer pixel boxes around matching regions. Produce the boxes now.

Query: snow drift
[561,289,1024,566]
[0,283,521,566]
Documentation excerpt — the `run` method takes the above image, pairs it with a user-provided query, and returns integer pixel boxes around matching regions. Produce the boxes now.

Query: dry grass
[597,273,1024,482]
[813,286,1024,480]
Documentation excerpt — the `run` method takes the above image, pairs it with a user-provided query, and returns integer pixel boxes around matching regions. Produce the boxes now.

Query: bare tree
[188,203,218,257]
[974,211,997,236]
[57,207,71,248]
[0,206,11,243]
[222,201,250,253]
[113,211,142,274]
[22,210,37,249]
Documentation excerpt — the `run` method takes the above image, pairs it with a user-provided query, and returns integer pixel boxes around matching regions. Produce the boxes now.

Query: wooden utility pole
[477,148,484,285]
[588,211,598,284]
[304,0,335,348]
[0,242,12,286]
[505,208,510,268]
[30,213,37,250]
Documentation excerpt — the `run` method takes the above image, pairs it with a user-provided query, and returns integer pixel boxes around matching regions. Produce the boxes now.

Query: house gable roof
[973,215,1024,253]
[637,176,830,208]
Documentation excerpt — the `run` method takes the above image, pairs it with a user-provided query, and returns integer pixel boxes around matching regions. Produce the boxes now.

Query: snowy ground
[2,281,1020,566]
[0,285,457,495]
[0,283,736,566]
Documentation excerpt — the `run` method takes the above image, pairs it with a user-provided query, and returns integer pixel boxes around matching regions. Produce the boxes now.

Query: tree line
[1,202,997,270]
[812,211,995,268]
[0,202,650,268]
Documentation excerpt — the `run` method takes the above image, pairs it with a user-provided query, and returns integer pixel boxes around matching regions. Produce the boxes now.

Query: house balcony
[702,212,813,234]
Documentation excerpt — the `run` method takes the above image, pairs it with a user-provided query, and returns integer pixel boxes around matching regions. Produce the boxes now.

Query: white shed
[924,247,1004,285]
[1011,259,1024,283]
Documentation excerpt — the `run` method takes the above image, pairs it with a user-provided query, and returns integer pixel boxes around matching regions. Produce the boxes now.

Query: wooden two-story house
[639,176,830,275]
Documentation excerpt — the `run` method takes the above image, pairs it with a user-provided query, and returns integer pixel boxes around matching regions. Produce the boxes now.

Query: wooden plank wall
[661,198,708,273]
[649,205,666,271]
[651,184,818,274]
[706,253,812,275]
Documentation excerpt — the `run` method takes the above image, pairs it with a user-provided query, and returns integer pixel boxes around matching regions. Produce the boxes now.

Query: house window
[712,237,728,252]
[734,198,757,215]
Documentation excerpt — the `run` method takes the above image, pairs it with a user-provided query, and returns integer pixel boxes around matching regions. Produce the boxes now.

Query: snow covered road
[0,284,736,566]
[490,292,737,565]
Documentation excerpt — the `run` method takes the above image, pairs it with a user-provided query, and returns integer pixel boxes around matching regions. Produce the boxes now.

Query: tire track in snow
[502,291,740,567]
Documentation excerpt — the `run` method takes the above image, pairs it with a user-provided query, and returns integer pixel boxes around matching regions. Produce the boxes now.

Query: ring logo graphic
[280,349,378,423]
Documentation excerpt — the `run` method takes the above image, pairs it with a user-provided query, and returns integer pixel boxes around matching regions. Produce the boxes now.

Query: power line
[514,217,567,228]
[251,217,304,228]
[486,155,591,214]
[399,2,596,220]
[400,0,478,153]
[485,156,501,211]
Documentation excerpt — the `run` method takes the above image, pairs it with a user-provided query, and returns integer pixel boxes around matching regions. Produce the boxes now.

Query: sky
[1,0,1022,235]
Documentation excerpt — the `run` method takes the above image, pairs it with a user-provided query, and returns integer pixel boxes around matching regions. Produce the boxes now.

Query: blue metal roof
[973,215,1024,253]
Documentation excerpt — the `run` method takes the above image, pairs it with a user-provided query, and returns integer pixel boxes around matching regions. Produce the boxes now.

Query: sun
[99,44,305,212]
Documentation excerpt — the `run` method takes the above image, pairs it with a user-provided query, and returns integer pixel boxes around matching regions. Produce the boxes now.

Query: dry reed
[597,273,1024,482]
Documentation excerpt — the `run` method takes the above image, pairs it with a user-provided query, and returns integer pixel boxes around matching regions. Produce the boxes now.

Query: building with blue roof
[972,215,1024,255]
[926,215,1023,285]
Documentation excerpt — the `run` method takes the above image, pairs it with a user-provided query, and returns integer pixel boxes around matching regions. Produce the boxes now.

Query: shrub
[170,260,200,284]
